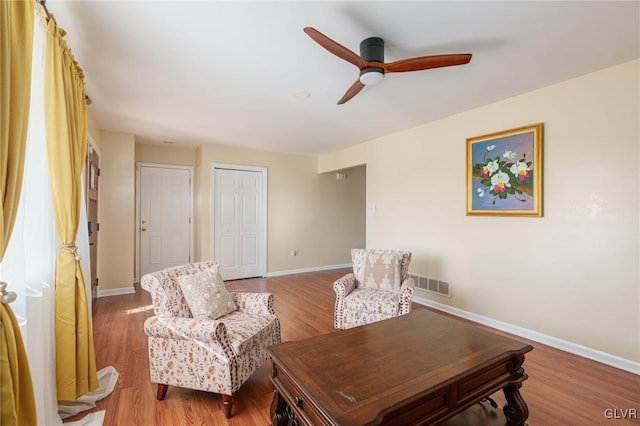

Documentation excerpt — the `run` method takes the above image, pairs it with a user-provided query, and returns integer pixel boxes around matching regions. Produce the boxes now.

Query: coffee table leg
[503,383,529,425]
[270,389,287,426]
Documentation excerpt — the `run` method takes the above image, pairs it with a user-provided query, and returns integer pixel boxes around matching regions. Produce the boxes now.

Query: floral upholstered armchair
[334,249,415,329]
[140,261,281,418]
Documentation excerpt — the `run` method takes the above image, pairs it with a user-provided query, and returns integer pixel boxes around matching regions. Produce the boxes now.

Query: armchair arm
[145,315,246,360]
[333,273,357,297]
[232,292,275,315]
[144,315,225,344]
[399,277,416,315]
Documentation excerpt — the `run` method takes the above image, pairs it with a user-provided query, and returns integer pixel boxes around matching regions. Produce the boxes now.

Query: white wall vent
[409,273,452,298]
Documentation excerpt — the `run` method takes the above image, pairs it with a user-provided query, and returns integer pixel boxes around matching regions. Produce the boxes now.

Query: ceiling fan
[303,27,472,105]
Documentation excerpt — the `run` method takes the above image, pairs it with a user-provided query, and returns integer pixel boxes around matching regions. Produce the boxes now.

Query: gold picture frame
[466,123,543,217]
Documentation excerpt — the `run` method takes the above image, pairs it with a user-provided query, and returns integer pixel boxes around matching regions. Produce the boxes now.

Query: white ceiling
[47,1,640,156]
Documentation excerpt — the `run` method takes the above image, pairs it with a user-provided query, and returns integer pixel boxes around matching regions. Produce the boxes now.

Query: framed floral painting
[466,123,543,216]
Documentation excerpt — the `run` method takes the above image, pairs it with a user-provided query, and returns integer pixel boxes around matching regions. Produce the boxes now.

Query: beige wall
[195,145,205,263]
[87,110,101,150]
[195,144,366,273]
[318,60,640,362]
[99,131,136,291]
[135,143,196,167]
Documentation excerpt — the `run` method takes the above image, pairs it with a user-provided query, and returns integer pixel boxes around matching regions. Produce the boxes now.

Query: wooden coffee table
[268,309,533,425]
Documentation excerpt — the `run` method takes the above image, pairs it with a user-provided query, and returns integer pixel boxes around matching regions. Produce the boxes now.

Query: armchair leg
[222,394,233,418]
[156,384,168,400]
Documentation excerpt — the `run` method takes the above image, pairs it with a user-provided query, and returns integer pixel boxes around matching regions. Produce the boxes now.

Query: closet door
[214,168,264,280]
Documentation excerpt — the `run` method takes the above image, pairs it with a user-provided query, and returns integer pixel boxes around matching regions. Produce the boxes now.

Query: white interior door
[139,166,192,277]
[214,168,264,280]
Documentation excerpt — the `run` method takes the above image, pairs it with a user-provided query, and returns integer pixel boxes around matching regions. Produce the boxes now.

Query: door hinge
[96,223,100,231]
[96,278,99,287]
[97,167,101,177]
[189,217,191,224]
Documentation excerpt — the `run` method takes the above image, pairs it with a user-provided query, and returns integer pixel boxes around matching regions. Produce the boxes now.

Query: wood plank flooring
[66,269,639,425]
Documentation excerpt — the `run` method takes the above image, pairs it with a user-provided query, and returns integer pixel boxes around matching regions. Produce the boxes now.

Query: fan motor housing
[360,37,384,62]
[360,37,385,76]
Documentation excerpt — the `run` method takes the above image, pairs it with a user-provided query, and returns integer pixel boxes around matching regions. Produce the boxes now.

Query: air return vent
[409,273,452,298]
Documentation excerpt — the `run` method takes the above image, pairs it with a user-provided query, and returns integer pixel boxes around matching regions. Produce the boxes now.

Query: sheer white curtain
[0,13,92,425]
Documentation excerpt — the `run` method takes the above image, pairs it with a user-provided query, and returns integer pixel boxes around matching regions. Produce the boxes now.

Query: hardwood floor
[67,269,639,425]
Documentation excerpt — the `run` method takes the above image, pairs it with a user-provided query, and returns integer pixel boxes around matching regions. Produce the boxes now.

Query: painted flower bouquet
[473,144,533,205]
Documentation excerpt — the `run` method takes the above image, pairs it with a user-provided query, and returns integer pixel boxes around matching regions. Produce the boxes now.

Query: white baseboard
[265,263,351,278]
[97,286,136,298]
[413,295,640,375]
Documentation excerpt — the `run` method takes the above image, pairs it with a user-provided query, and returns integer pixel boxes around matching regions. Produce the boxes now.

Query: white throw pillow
[177,266,237,319]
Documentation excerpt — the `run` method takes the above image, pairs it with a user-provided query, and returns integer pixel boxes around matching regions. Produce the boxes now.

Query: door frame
[210,163,267,278]
[85,137,100,309]
[135,163,194,282]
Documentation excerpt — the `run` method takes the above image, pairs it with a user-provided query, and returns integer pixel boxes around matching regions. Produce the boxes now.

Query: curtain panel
[42,13,98,402]
[0,0,38,425]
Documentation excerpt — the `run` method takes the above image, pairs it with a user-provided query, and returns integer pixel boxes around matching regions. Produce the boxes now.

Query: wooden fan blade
[304,27,366,70]
[383,54,472,73]
[337,79,365,105]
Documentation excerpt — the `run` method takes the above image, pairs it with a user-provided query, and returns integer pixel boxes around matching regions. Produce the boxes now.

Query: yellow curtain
[42,13,98,401]
[0,0,38,424]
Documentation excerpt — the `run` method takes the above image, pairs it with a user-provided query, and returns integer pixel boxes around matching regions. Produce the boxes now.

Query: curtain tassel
[0,281,17,304]
[60,243,81,261]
